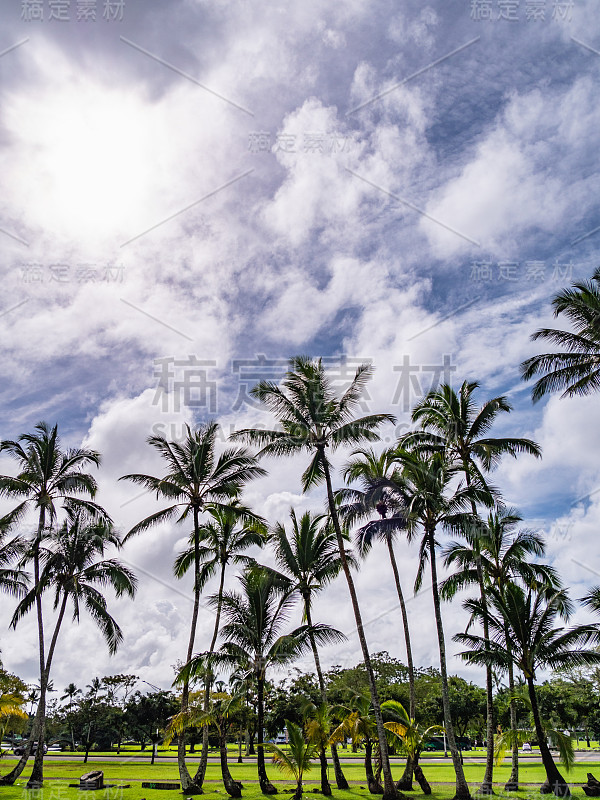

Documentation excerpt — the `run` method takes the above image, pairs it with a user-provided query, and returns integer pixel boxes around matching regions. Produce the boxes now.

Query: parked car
[522,743,532,752]
[13,742,48,756]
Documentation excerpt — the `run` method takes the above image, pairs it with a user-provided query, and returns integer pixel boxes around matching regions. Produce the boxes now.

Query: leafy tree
[121,422,265,793]
[331,691,383,794]
[231,356,400,800]
[521,268,600,400]
[0,421,104,787]
[124,690,179,755]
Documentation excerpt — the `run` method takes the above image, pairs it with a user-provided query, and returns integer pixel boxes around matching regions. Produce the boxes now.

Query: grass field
[1,749,599,800]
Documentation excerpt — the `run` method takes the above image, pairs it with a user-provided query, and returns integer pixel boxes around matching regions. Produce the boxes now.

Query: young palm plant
[381,699,443,795]
[520,267,600,401]
[330,691,383,794]
[441,507,560,791]
[456,583,600,798]
[266,720,316,800]
[121,422,265,793]
[0,422,105,787]
[231,356,399,800]
[405,381,541,794]
[269,508,350,790]
[303,700,335,796]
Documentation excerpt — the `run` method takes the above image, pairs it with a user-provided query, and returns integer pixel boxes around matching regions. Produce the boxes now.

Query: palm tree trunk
[257,676,276,794]
[385,537,415,790]
[27,506,48,788]
[322,453,398,800]
[463,474,494,795]
[180,506,203,794]
[413,754,431,795]
[220,728,241,797]
[194,561,227,785]
[319,746,332,796]
[525,676,569,797]
[365,738,383,794]
[427,529,471,800]
[504,636,519,791]
[304,596,349,790]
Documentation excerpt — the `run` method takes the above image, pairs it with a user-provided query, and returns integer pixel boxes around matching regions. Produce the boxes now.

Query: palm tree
[167,690,244,798]
[10,511,136,768]
[520,268,600,401]
[456,584,600,798]
[441,507,560,790]
[266,720,316,800]
[231,356,399,800]
[174,501,266,784]
[0,422,104,787]
[337,446,415,789]
[331,691,383,794]
[303,700,335,796]
[179,566,338,795]
[405,380,541,794]
[381,699,443,795]
[389,448,488,800]
[270,508,350,790]
[60,683,82,750]
[121,422,265,793]
[0,523,27,598]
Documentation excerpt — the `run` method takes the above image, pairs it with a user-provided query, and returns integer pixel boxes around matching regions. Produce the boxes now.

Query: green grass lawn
[1,752,599,800]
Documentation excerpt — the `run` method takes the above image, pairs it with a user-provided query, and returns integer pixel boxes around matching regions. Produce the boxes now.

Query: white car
[522,743,532,752]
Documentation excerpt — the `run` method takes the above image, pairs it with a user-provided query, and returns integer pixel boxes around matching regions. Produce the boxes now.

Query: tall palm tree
[389,448,489,800]
[179,566,339,795]
[270,508,350,790]
[231,356,400,800]
[0,422,104,787]
[174,501,266,784]
[121,422,265,793]
[405,380,541,794]
[337,446,416,789]
[520,268,600,401]
[456,584,600,798]
[441,508,560,791]
[9,511,135,775]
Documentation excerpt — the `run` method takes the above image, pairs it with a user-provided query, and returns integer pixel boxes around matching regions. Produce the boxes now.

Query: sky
[1,0,600,699]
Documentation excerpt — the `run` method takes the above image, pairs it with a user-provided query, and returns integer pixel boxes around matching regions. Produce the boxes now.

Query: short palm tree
[270,508,350,790]
[520,268,600,401]
[231,356,399,800]
[174,501,266,784]
[60,683,82,751]
[121,422,265,793]
[381,699,443,795]
[266,720,316,800]
[0,422,104,787]
[405,380,541,794]
[441,507,560,791]
[167,690,244,798]
[456,584,600,798]
[330,691,382,794]
[179,566,336,795]
[303,700,335,796]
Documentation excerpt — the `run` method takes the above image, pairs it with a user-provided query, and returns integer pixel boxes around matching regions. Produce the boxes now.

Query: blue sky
[1,0,600,693]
